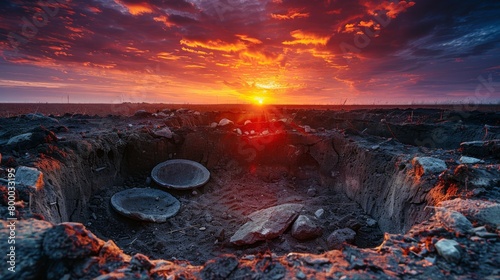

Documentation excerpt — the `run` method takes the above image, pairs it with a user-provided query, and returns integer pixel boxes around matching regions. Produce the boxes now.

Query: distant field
[0,103,499,117]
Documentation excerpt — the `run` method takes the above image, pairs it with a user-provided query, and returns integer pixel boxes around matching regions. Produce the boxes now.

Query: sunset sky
[1,0,499,104]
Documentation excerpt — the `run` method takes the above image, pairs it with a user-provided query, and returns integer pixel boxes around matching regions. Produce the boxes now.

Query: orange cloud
[235,34,262,44]
[154,15,175,27]
[156,52,181,60]
[282,30,330,46]
[364,1,415,18]
[180,39,247,52]
[114,0,153,15]
[271,9,310,20]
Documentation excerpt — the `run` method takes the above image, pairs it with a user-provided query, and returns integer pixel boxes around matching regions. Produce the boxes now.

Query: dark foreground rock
[1,211,498,280]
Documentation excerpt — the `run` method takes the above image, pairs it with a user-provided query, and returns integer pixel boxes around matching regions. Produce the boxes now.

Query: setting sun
[253,96,265,105]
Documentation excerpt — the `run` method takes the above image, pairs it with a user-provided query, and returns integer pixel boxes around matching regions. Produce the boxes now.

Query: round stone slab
[111,188,180,223]
[151,159,210,190]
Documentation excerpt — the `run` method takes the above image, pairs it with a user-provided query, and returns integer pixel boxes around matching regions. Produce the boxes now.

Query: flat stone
[151,159,210,189]
[15,166,45,191]
[230,203,303,245]
[434,207,473,234]
[327,228,356,250]
[111,188,180,222]
[291,215,323,240]
[412,157,447,176]
[435,239,461,263]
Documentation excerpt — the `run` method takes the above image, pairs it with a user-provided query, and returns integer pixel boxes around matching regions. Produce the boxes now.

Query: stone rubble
[291,215,323,240]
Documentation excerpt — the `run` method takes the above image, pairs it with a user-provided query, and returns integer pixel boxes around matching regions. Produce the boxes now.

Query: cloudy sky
[0,0,499,104]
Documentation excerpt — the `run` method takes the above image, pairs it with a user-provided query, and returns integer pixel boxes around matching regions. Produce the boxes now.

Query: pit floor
[85,162,383,265]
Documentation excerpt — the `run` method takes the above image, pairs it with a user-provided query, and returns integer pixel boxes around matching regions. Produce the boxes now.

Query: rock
[43,222,104,259]
[306,187,317,197]
[15,166,45,192]
[412,157,447,176]
[133,110,150,117]
[296,271,306,280]
[291,215,323,240]
[218,118,233,127]
[235,128,242,135]
[433,207,473,234]
[210,122,218,128]
[439,199,500,227]
[230,203,303,245]
[459,156,483,164]
[244,120,252,125]
[7,132,33,145]
[153,127,173,139]
[460,140,500,158]
[261,130,269,135]
[303,125,312,133]
[366,218,377,227]
[327,228,356,250]
[130,253,154,270]
[475,231,498,239]
[435,239,461,263]
[0,219,53,280]
[201,256,239,279]
[155,112,169,118]
[314,209,324,219]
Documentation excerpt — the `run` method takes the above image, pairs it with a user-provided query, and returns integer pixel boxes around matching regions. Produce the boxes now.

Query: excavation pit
[1,105,499,278]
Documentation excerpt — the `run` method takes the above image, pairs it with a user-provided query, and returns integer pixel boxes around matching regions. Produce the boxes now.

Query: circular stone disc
[111,188,180,222]
[151,159,210,190]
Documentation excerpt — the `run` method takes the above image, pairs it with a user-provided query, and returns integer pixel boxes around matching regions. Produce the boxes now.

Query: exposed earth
[0,103,499,279]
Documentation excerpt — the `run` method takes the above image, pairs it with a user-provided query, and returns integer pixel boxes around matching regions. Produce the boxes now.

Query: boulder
[412,157,447,177]
[15,166,45,192]
[230,203,303,245]
[153,127,173,139]
[439,199,500,227]
[218,118,234,127]
[43,223,104,259]
[433,207,473,234]
[291,215,323,240]
[327,228,356,250]
[133,110,150,118]
[435,239,461,263]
